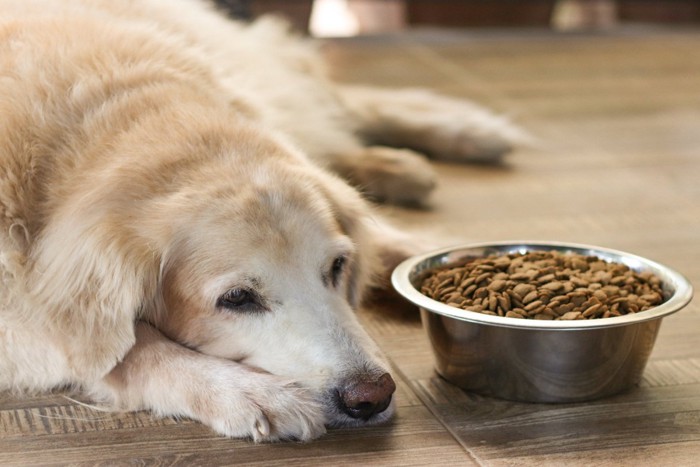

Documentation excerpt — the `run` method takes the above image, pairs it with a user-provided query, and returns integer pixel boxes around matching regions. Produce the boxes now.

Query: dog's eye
[331,255,346,287]
[216,288,260,311]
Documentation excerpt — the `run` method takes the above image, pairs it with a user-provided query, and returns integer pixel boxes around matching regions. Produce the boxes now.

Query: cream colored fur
[0,0,522,441]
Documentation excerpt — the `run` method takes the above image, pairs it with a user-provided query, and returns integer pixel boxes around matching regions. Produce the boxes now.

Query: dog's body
[0,0,521,441]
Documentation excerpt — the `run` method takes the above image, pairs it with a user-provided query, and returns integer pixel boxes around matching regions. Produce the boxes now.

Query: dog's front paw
[94,324,327,442]
[199,372,327,442]
[348,146,437,206]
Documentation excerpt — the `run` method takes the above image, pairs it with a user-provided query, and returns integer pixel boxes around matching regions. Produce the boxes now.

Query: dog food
[419,250,665,320]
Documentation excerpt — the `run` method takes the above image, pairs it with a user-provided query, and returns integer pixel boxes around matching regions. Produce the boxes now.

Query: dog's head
[146,137,396,427]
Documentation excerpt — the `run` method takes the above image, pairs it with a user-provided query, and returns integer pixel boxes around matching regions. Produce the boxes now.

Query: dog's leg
[328,146,437,206]
[338,85,529,164]
[89,322,326,442]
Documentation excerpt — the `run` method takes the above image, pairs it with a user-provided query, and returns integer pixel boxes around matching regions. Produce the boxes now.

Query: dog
[0,0,523,441]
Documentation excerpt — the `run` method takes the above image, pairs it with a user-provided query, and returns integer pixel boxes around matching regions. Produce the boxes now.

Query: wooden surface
[2,27,699,466]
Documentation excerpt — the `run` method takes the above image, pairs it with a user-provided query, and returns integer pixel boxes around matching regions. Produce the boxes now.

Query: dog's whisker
[60,395,115,413]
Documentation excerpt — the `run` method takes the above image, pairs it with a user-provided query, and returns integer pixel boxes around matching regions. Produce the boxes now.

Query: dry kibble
[593,290,609,302]
[522,290,539,304]
[513,283,535,297]
[582,303,603,317]
[541,281,564,292]
[419,250,666,321]
[534,313,554,320]
[560,311,583,320]
[524,300,544,312]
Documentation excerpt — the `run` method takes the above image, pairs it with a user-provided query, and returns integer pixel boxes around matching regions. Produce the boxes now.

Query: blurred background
[215,0,700,36]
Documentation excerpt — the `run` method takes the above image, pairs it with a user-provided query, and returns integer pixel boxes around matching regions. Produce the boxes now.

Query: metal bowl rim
[391,240,694,330]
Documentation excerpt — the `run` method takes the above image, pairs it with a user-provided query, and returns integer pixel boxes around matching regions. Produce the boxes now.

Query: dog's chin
[324,398,396,429]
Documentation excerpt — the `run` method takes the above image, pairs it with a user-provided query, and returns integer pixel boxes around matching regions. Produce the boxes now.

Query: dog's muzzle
[335,372,396,421]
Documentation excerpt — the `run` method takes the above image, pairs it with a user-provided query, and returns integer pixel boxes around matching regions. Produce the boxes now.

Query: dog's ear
[27,212,161,381]
[313,171,420,308]
[310,173,371,308]
[336,210,373,310]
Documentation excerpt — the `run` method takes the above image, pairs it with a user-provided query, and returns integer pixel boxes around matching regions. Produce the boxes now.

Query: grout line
[401,40,527,115]
[399,370,489,467]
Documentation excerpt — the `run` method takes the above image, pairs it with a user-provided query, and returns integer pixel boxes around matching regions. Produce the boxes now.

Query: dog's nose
[337,372,396,420]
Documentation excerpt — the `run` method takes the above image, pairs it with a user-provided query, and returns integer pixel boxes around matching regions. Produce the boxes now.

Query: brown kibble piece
[541,281,564,292]
[513,283,535,297]
[524,300,544,312]
[560,311,583,320]
[534,313,555,320]
[522,290,539,304]
[582,303,602,317]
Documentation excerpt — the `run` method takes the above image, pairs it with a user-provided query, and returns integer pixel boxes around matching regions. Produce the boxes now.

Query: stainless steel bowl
[392,241,694,403]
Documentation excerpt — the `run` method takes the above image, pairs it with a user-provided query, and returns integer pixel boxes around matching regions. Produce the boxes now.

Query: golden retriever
[0,0,523,441]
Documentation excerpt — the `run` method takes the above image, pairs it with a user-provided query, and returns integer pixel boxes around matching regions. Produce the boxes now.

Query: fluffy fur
[0,0,522,441]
